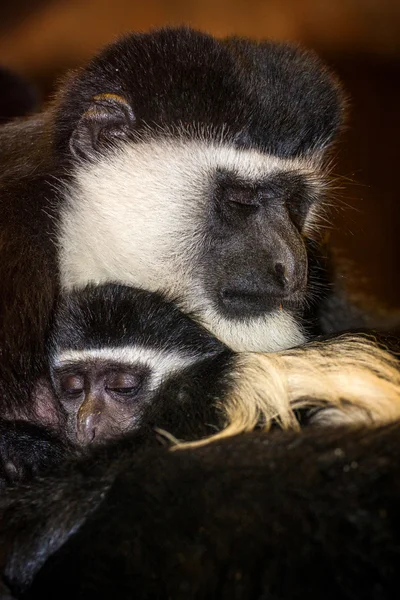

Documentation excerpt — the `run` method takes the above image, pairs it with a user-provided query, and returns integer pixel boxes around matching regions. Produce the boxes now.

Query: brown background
[1,0,399,307]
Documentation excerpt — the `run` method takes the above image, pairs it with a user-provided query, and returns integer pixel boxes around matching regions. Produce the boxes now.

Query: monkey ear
[69,93,135,160]
[32,377,62,428]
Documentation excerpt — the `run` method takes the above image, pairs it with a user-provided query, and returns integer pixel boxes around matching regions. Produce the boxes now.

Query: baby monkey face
[53,360,151,445]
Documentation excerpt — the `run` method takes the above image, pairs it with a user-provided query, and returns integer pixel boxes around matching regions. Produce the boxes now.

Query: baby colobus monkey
[51,358,152,446]
[46,283,229,447]
[0,283,231,486]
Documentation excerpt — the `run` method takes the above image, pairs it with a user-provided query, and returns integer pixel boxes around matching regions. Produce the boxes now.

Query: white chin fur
[60,137,317,351]
[185,305,306,352]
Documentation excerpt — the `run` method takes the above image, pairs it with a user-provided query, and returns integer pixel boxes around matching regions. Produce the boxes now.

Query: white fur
[59,138,320,351]
[195,304,305,352]
[55,346,197,390]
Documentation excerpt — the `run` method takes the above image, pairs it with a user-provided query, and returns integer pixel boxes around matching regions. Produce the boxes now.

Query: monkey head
[54,27,345,352]
[46,284,226,446]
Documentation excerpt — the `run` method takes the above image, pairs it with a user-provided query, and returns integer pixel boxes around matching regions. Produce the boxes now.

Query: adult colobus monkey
[2,423,400,599]
[2,284,399,487]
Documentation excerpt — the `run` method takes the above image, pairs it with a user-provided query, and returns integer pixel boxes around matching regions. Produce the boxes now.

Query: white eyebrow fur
[55,345,199,390]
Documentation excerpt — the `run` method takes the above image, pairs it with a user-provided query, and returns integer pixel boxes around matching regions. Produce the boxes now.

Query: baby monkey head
[46,283,226,446]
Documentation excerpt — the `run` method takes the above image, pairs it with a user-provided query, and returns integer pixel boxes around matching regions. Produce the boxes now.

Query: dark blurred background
[1,0,399,307]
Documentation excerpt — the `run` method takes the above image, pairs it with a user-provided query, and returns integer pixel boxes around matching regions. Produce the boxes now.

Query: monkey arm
[0,420,72,488]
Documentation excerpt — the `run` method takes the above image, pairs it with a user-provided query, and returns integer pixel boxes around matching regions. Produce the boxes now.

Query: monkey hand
[0,420,70,488]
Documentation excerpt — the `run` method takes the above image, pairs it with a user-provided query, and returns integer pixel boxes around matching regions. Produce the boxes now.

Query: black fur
[55,28,343,157]
[1,277,399,487]
[0,28,350,437]
[2,423,400,599]
[49,283,234,445]
[52,283,226,357]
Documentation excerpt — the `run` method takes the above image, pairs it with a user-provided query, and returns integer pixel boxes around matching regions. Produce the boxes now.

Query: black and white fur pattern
[0,284,230,485]
[1,286,400,597]
[48,283,230,442]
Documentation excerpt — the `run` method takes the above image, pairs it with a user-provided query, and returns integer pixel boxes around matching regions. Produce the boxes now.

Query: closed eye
[105,386,139,395]
[65,388,84,396]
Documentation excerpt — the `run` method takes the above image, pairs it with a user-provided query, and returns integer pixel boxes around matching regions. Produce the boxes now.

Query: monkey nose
[77,412,100,445]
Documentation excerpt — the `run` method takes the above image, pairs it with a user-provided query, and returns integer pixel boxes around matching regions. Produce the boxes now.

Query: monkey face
[52,361,151,445]
[203,170,313,319]
[60,139,322,352]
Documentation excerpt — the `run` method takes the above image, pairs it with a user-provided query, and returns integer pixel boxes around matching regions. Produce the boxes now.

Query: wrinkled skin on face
[51,360,152,446]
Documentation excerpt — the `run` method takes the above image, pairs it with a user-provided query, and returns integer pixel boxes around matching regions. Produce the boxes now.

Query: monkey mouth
[217,288,306,319]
